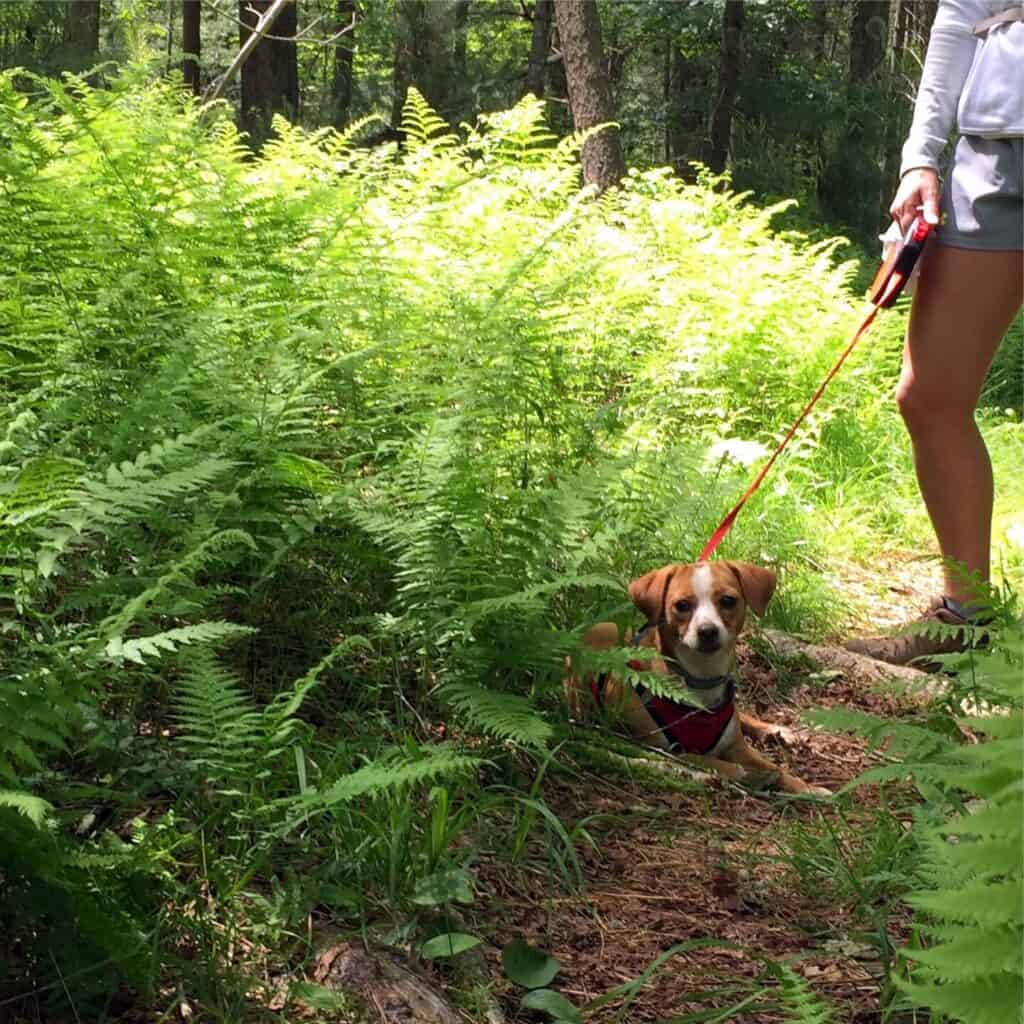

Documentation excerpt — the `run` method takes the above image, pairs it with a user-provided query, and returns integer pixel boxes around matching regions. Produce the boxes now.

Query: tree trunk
[880,1,914,219]
[665,39,705,178]
[391,1,449,127]
[892,0,911,70]
[810,0,829,61]
[704,0,743,175]
[332,0,355,127]
[64,0,101,56]
[850,0,889,83]
[913,0,939,51]
[166,0,175,74]
[452,0,469,79]
[554,0,625,191]
[239,0,299,145]
[525,0,553,98]
[182,0,201,96]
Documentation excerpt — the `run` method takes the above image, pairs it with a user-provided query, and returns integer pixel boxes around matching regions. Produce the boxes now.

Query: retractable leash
[698,216,933,562]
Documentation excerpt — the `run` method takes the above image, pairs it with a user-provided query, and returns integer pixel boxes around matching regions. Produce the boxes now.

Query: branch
[205,0,356,47]
[204,0,293,105]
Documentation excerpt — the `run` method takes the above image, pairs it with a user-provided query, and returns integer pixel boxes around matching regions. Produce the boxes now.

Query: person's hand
[890,167,941,231]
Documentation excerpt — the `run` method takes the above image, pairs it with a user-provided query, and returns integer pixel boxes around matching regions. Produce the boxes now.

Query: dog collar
[664,659,735,692]
[634,621,737,692]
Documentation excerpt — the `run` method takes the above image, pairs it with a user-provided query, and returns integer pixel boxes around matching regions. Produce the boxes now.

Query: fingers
[889,168,941,231]
[920,173,940,225]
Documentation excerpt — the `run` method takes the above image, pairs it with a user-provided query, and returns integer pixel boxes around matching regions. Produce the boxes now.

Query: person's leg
[896,242,1023,604]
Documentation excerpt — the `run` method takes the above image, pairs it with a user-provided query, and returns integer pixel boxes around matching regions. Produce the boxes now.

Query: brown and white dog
[566,560,828,796]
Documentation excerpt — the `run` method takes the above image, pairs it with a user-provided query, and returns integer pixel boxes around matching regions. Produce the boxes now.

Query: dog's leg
[722,735,829,796]
[738,711,798,748]
[564,623,627,719]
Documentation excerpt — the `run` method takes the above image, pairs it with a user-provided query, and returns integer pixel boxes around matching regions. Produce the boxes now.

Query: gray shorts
[939,135,1024,251]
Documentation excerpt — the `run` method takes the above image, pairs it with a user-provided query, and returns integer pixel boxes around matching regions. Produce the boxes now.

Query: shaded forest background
[3,0,938,244]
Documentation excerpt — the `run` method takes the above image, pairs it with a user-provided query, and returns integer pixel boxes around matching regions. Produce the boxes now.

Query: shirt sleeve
[899,0,987,178]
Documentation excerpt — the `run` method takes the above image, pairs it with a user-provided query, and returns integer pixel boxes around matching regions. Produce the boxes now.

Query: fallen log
[761,629,930,687]
[312,941,460,1024]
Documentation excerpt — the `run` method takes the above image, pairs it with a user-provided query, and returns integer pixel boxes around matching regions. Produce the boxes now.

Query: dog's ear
[628,564,678,625]
[725,562,776,617]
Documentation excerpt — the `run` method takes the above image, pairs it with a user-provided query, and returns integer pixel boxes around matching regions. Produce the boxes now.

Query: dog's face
[628,561,776,678]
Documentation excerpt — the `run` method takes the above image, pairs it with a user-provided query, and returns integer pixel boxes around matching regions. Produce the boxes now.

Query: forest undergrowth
[0,68,1021,1023]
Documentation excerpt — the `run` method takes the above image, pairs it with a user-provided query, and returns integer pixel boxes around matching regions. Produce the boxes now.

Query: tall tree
[332,0,356,127]
[239,0,299,144]
[665,37,706,178]
[704,0,743,175]
[850,0,889,83]
[554,0,625,191]
[452,0,469,81]
[182,0,201,96]
[525,0,553,98]
[810,0,829,61]
[880,1,914,214]
[63,0,100,60]
[391,1,450,126]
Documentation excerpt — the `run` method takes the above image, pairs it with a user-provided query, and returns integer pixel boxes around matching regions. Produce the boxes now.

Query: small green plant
[502,938,580,1024]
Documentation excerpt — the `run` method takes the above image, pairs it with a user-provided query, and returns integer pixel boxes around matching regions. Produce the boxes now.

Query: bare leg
[897,245,1023,604]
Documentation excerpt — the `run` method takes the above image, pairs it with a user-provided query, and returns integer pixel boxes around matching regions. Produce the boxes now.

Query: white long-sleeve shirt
[901,0,1024,177]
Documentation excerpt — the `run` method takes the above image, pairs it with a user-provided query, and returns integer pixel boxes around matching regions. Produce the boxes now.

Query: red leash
[698,217,932,562]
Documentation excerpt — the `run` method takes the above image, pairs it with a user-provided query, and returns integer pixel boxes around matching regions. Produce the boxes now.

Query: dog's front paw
[762,724,800,748]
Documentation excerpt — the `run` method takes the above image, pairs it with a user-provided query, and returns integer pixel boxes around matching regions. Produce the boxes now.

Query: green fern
[440,681,552,748]
[399,87,458,148]
[172,648,265,787]
[107,620,256,665]
[290,745,481,826]
[766,961,836,1023]
[827,619,1024,1023]
[0,789,53,826]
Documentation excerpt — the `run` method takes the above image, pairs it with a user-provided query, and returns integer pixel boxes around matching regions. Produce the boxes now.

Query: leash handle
[699,259,913,562]
[869,216,933,308]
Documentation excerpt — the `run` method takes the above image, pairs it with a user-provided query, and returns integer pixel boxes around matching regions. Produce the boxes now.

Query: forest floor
[120,558,950,1024]
[463,557,947,1024]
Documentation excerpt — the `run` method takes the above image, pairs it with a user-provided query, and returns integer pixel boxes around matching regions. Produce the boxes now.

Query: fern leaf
[897,976,1023,1024]
[0,789,52,826]
[764,962,836,1024]
[292,746,480,825]
[441,681,552,748]
[173,650,263,786]
[399,87,457,148]
[107,621,255,664]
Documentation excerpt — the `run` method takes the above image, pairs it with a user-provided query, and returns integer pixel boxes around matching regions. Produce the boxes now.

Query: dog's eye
[674,599,692,615]
[719,595,738,610]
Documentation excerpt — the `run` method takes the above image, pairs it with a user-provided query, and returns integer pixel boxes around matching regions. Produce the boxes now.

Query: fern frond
[106,621,255,664]
[0,789,53,826]
[100,529,257,640]
[172,649,263,786]
[291,746,480,825]
[261,635,374,757]
[804,707,955,762]
[764,961,836,1024]
[399,87,456,148]
[440,682,552,748]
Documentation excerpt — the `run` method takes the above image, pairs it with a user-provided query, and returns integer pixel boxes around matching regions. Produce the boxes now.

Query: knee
[895,376,931,431]
[895,375,970,434]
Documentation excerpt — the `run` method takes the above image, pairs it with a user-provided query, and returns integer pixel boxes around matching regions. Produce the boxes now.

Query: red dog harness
[589,629,737,756]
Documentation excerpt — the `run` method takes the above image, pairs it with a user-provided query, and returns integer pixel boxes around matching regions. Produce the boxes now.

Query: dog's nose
[696,624,721,650]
